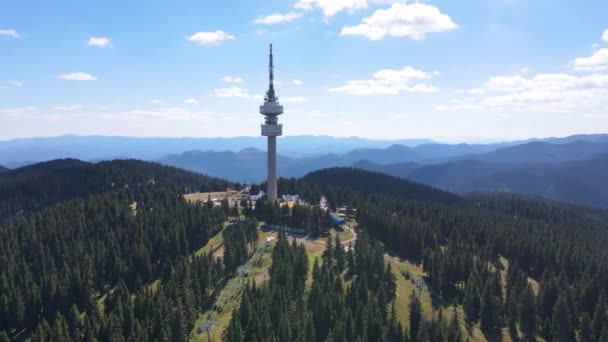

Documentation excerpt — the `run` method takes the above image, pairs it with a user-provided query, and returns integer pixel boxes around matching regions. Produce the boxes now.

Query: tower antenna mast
[259,44,284,202]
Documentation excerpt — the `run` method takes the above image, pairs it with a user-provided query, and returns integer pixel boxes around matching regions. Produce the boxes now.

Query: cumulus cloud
[0,106,38,116]
[87,37,111,47]
[53,104,83,111]
[255,12,303,25]
[211,87,262,100]
[150,99,164,105]
[8,81,23,87]
[295,0,367,18]
[0,29,20,38]
[222,76,244,83]
[330,66,439,95]
[390,114,410,119]
[435,72,608,113]
[58,72,97,81]
[184,98,199,104]
[602,29,608,42]
[292,80,304,85]
[340,2,458,40]
[572,48,608,71]
[107,107,211,122]
[186,30,235,45]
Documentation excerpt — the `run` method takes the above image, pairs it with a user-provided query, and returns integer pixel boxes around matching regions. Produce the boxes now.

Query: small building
[331,214,345,226]
[249,191,265,201]
[281,194,299,203]
[338,207,357,215]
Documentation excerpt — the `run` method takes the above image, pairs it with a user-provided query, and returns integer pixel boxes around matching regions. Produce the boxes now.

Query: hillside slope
[356,153,608,208]
[302,167,463,205]
[0,158,234,219]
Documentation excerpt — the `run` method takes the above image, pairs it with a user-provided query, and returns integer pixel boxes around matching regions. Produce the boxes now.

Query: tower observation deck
[260,44,283,202]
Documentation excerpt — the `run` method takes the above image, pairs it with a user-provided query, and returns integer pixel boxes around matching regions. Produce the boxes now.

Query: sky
[1,0,608,142]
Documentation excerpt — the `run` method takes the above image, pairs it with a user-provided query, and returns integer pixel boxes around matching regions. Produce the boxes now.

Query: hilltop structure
[259,44,283,202]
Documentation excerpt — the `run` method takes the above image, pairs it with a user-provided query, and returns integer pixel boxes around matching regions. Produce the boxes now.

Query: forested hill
[355,152,608,208]
[302,167,463,205]
[0,158,235,219]
[0,165,7,172]
[0,185,231,340]
[283,167,608,341]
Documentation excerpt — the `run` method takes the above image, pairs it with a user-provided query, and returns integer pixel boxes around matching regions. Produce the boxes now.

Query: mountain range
[159,137,608,208]
[0,135,434,167]
[2,133,608,208]
[354,152,608,208]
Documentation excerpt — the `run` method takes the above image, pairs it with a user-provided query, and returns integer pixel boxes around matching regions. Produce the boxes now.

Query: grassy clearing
[191,231,277,342]
[190,222,363,340]
[384,255,433,327]
[183,191,244,207]
[195,223,232,257]
[384,254,496,341]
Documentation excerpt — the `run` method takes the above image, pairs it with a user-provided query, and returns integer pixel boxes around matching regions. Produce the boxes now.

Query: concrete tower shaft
[259,44,283,203]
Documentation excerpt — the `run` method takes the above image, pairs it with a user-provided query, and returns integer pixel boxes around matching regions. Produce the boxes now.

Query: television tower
[260,44,283,202]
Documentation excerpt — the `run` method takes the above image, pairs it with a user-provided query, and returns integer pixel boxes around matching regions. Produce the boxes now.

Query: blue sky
[1,0,607,142]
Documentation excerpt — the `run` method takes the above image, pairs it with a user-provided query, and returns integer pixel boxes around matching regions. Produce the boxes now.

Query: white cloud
[184,98,199,104]
[58,72,97,81]
[186,30,235,45]
[572,48,608,71]
[435,72,608,113]
[340,3,458,40]
[602,29,608,42]
[467,87,486,94]
[150,99,164,105]
[292,79,304,85]
[87,36,111,47]
[222,76,244,83]
[0,29,20,38]
[254,12,303,25]
[281,96,306,103]
[8,81,24,87]
[390,114,410,119]
[107,107,211,122]
[53,104,82,111]
[295,0,367,18]
[0,106,38,116]
[330,66,439,95]
[520,67,531,74]
[211,87,262,100]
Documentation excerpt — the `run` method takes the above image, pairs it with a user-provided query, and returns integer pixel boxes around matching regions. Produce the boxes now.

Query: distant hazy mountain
[0,135,434,166]
[159,138,608,183]
[464,140,608,163]
[355,152,608,208]
[3,134,608,168]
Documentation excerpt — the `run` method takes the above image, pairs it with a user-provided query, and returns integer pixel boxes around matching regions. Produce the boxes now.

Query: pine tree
[383,263,397,303]
[447,307,462,342]
[409,290,422,342]
[580,312,592,342]
[335,235,345,273]
[551,295,574,342]
[463,273,481,323]
[593,291,607,340]
[480,280,500,335]
[519,284,537,341]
